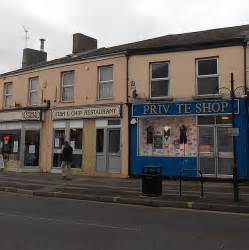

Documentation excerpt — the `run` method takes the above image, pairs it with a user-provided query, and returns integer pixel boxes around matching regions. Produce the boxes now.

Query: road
[0,192,248,250]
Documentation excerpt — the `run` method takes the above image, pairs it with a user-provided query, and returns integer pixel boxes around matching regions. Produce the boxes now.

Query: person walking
[61,141,73,180]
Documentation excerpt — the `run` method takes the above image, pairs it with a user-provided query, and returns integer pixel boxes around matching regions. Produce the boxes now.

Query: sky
[1,0,249,73]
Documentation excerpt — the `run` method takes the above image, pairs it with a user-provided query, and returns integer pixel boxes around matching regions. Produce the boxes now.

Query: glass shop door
[216,126,233,177]
[96,128,121,173]
[198,126,216,176]
[198,125,233,177]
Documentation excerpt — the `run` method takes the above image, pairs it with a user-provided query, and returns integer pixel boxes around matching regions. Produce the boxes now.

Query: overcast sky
[1,0,249,73]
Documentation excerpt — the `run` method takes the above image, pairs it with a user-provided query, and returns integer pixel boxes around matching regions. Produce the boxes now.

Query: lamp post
[219,73,249,202]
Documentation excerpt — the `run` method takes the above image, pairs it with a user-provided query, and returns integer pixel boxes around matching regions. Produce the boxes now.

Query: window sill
[96,97,114,101]
[59,100,74,103]
[192,94,222,100]
[147,96,174,101]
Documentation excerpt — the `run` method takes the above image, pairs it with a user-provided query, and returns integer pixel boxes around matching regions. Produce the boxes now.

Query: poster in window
[70,141,75,150]
[0,154,4,169]
[29,145,36,154]
[146,126,154,144]
[55,138,60,148]
[13,141,19,153]
[153,135,163,149]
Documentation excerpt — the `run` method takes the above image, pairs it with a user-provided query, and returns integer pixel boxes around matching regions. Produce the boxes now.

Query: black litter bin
[142,166,162,196]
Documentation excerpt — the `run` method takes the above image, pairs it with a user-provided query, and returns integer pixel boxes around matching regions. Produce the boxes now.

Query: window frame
[149,61,170,99]
[3,82,13,108]
[196,57,219,96]
[97,65,113,100]
[60,71,74,102]
[28,77,39,106]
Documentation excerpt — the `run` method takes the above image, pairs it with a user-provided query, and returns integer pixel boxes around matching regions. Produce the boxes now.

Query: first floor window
[98,66,113,99]
[196,58,219,95]
[61,71,74,101]
[29,77,38,105]
[4,83,13,108]
[150,62,169,98]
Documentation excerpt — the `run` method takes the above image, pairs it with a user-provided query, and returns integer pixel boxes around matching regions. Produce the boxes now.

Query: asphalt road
[0,192,249,250]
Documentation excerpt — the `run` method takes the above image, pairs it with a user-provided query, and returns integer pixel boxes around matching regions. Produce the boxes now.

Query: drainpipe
[243,40,249,179]
[125,51,131,177]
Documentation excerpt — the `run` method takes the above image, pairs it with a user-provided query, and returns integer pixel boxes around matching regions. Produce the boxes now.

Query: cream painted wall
[128,46,245,100]
[0,55,127,108]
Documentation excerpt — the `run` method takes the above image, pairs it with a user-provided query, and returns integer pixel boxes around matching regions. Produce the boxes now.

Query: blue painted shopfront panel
[129,99,249,179]
[234,99,249,179]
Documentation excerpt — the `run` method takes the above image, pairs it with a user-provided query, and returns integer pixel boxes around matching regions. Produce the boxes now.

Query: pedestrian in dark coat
[61,141,73,179]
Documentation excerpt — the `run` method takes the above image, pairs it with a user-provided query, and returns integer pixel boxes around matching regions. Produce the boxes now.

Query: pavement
[0,171,249,214]
[1,192,249,250]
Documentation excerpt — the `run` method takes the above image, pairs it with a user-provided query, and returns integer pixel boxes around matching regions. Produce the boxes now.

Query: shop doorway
[96,122,121,173]
[198,116,233,178]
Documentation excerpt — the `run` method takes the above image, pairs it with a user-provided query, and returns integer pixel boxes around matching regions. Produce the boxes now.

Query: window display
[24,130,40,166]
[139,117,197,156]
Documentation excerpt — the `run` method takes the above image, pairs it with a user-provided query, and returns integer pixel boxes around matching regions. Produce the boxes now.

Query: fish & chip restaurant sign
[132,100,239,117]
[52,105,121,120]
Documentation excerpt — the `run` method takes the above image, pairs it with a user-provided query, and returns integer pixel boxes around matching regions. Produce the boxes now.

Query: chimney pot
[40,38,46,51]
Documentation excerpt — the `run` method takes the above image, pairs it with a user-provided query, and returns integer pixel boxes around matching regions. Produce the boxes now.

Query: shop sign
[52,105,121,120]
[22,110,41,121]
[132,100,239,117]
[0,110,41,122]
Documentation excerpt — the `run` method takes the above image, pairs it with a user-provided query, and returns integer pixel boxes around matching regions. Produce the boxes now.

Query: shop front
[0,109,42,171]
[130,99,249,179]
[51,105,122,175]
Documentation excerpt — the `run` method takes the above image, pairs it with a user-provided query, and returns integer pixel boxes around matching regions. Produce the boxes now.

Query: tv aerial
[21,25,29,48]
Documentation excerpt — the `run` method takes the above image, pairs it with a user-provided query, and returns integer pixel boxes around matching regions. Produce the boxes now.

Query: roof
[2,24,249,77]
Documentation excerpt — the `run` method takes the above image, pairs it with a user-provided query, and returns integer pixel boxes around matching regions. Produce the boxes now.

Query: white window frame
[150,61,170,99]
[28,77,38,106]
[61,71,74,102]
[4,82,13,108]
[98,65,113,99]
[196,57,219,96]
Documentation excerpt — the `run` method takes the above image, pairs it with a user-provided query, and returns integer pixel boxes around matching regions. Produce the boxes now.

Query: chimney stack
[22,39,47,68]
[72,33,97,54]
[40,38,46,51]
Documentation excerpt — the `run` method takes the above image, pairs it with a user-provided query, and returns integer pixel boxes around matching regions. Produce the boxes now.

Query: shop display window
[54,129,65,149]
[24,130,40,166]
[0,131,21,161]
[70,128,82,150]
[139,117,197,157]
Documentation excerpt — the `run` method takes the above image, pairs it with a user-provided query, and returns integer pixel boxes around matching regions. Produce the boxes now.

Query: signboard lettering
[133,100,239,117]
[52,105,121,120]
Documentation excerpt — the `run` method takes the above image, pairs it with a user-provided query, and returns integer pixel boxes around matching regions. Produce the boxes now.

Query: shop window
[61,71,74,101]
[108,119,120,125]
[4,83,13,108]
[54,129,65,149]
[216,115,232,125]
[96,129,104,153]
[139,117,197,157]
[198,116,215,125]
[24,131,40,166]
[196,58,219,95]
[29,77,38,105]
[108,129,120,153]
[98,66,113,99]
[150,62,169,98]
[70,128,82,150]
[71,154,82,168]
[0,131,20,162]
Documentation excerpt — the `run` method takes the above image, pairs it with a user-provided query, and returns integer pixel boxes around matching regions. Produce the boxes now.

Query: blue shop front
[129,99,249,179]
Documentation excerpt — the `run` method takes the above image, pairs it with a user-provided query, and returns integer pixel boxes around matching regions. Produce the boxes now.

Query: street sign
[228,128,239,137]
